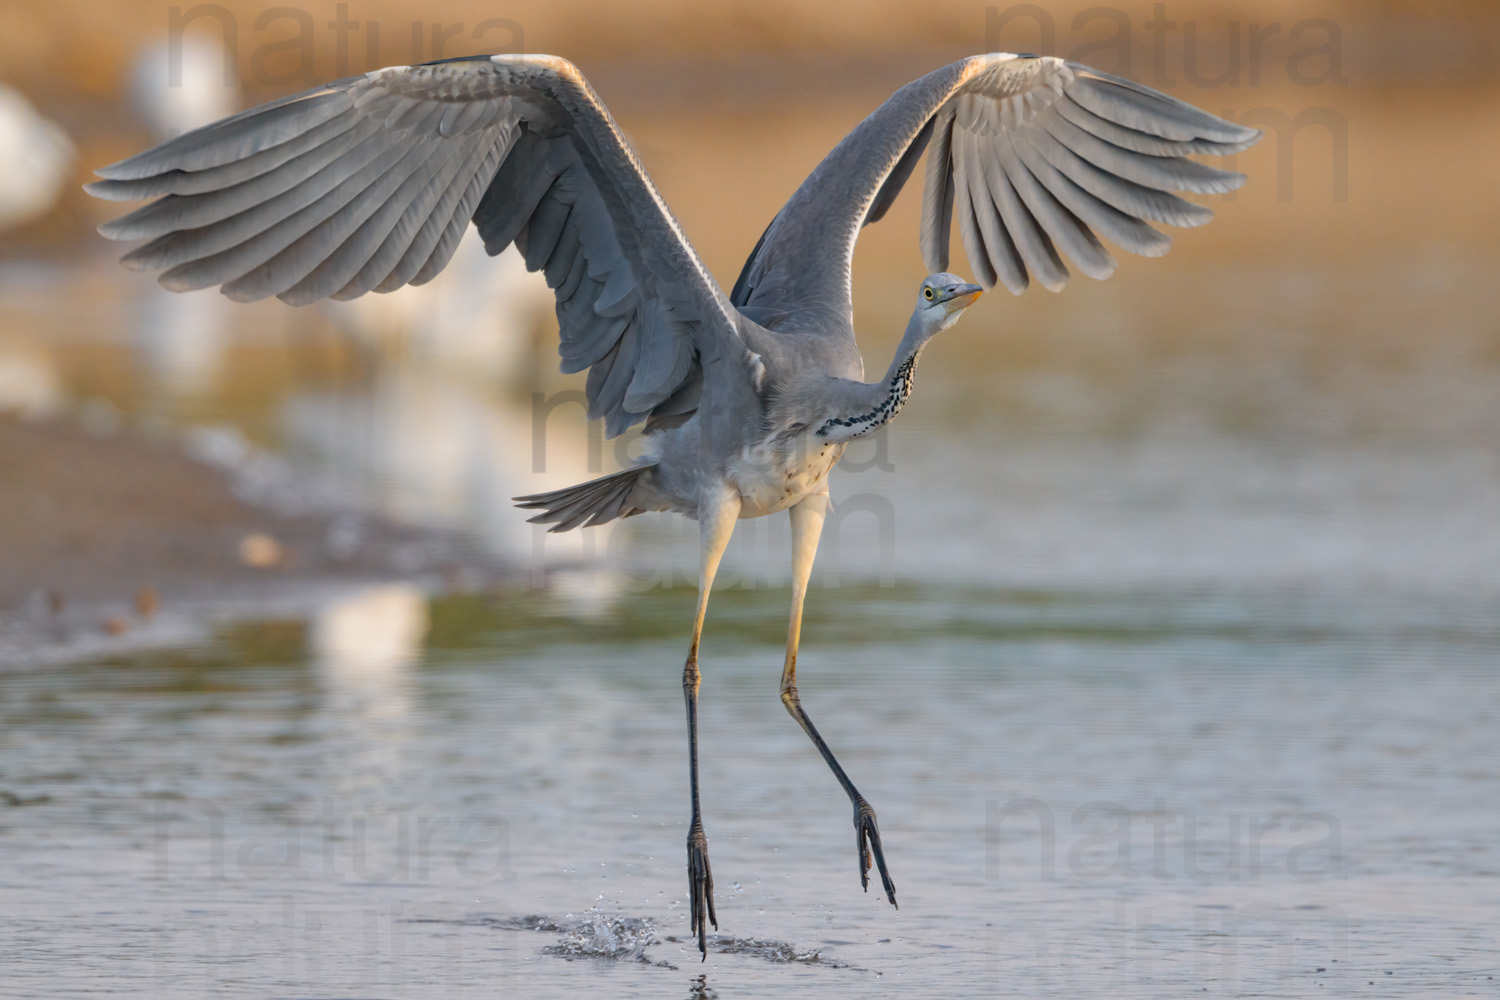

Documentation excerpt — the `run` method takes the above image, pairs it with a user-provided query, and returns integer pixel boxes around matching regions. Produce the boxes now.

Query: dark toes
[854,800,897,908]
[687,825,717,960]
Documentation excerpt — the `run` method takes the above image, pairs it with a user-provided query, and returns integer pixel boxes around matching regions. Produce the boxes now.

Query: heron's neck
[816,311,930,442]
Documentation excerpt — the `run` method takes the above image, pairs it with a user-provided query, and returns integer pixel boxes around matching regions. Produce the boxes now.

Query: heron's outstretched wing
[88,54,742,436]
[730,54,1261,332]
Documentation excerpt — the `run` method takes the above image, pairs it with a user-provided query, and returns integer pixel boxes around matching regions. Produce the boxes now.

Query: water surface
[4,577,1497,997]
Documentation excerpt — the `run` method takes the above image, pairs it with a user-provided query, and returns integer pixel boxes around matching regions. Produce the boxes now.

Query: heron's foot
[686,821,717,960]
[854,797,897,908]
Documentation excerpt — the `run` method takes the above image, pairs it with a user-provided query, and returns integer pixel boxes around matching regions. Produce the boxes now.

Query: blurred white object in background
[0,85,75,231]
[131,286,235,399]
[129,34,240,136]
[282,363,622,588]
[127,35,243,402]
[313,582,429,688]
[324,230,553,385]
[0,345,64,417]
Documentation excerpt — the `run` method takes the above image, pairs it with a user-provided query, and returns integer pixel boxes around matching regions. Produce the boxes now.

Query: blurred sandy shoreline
[0,414,505,665]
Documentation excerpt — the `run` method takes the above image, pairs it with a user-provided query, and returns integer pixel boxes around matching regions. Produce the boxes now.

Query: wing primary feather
[101,119,385,241]
[374,128,504,291]
[471,131,560,255]
[148,127,410,291]
[589,321,642,428]
[559,313,629,373]
[952,136,998,290]
[1015,131,1170,257]
[94,86,355,180]
[219,138,436,302]
[919,109,958,274]
[285,134,467,304]
[411,137,508,284]
[1056,94,1257,157]
[120,123,394,275]
[86,114,365,203]
[336,126,513,298]
[965,157,1029,294]
[1069,69,1260,145]
[996,140,1115,280]
[593,264,637,317]
[543,217,583,288]
[518,182,575,270]
[625,299,693,410]
[1033,118,1214,228]
[554,245,590,300]
[982,134,1069,292]
[1045,111,1246,195]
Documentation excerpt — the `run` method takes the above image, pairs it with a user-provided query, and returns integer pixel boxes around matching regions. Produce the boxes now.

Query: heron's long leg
[684,483,740,960]
[780,490,897,907]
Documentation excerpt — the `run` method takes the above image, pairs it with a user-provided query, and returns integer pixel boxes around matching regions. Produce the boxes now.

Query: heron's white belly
[727,435,842,518]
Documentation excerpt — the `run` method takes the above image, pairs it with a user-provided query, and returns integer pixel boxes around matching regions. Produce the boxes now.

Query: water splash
[422,912,857,969]
[542,911,665,964]
[663,934,856,968]
[425,912,674,966]
[712,936,828,963]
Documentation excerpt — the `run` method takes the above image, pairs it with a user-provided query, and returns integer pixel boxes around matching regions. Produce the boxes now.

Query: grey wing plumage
[730,54,1261,328]
[88,54,742,436]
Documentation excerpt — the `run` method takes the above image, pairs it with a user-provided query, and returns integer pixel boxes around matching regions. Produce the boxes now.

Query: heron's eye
[923,287,934,301]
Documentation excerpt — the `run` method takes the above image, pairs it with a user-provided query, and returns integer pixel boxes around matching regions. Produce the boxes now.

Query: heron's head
[917,273,983,334]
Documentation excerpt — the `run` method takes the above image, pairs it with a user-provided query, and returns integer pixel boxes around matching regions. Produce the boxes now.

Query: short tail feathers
[512,464,658,532]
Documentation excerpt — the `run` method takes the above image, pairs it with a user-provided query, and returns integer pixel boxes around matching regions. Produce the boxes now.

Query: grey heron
[87,52,1261,958]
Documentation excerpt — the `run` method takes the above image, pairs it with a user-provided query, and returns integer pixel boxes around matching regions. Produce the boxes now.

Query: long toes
[854,803,898,908]
[857,824,871,890]
[687,827,717,961]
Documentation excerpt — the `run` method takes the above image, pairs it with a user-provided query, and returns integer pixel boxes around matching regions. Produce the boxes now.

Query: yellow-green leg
[779,489,897,906]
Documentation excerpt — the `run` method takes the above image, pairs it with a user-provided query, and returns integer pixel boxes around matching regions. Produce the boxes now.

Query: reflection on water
[311,584,427,811]
[312,582,427,718]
